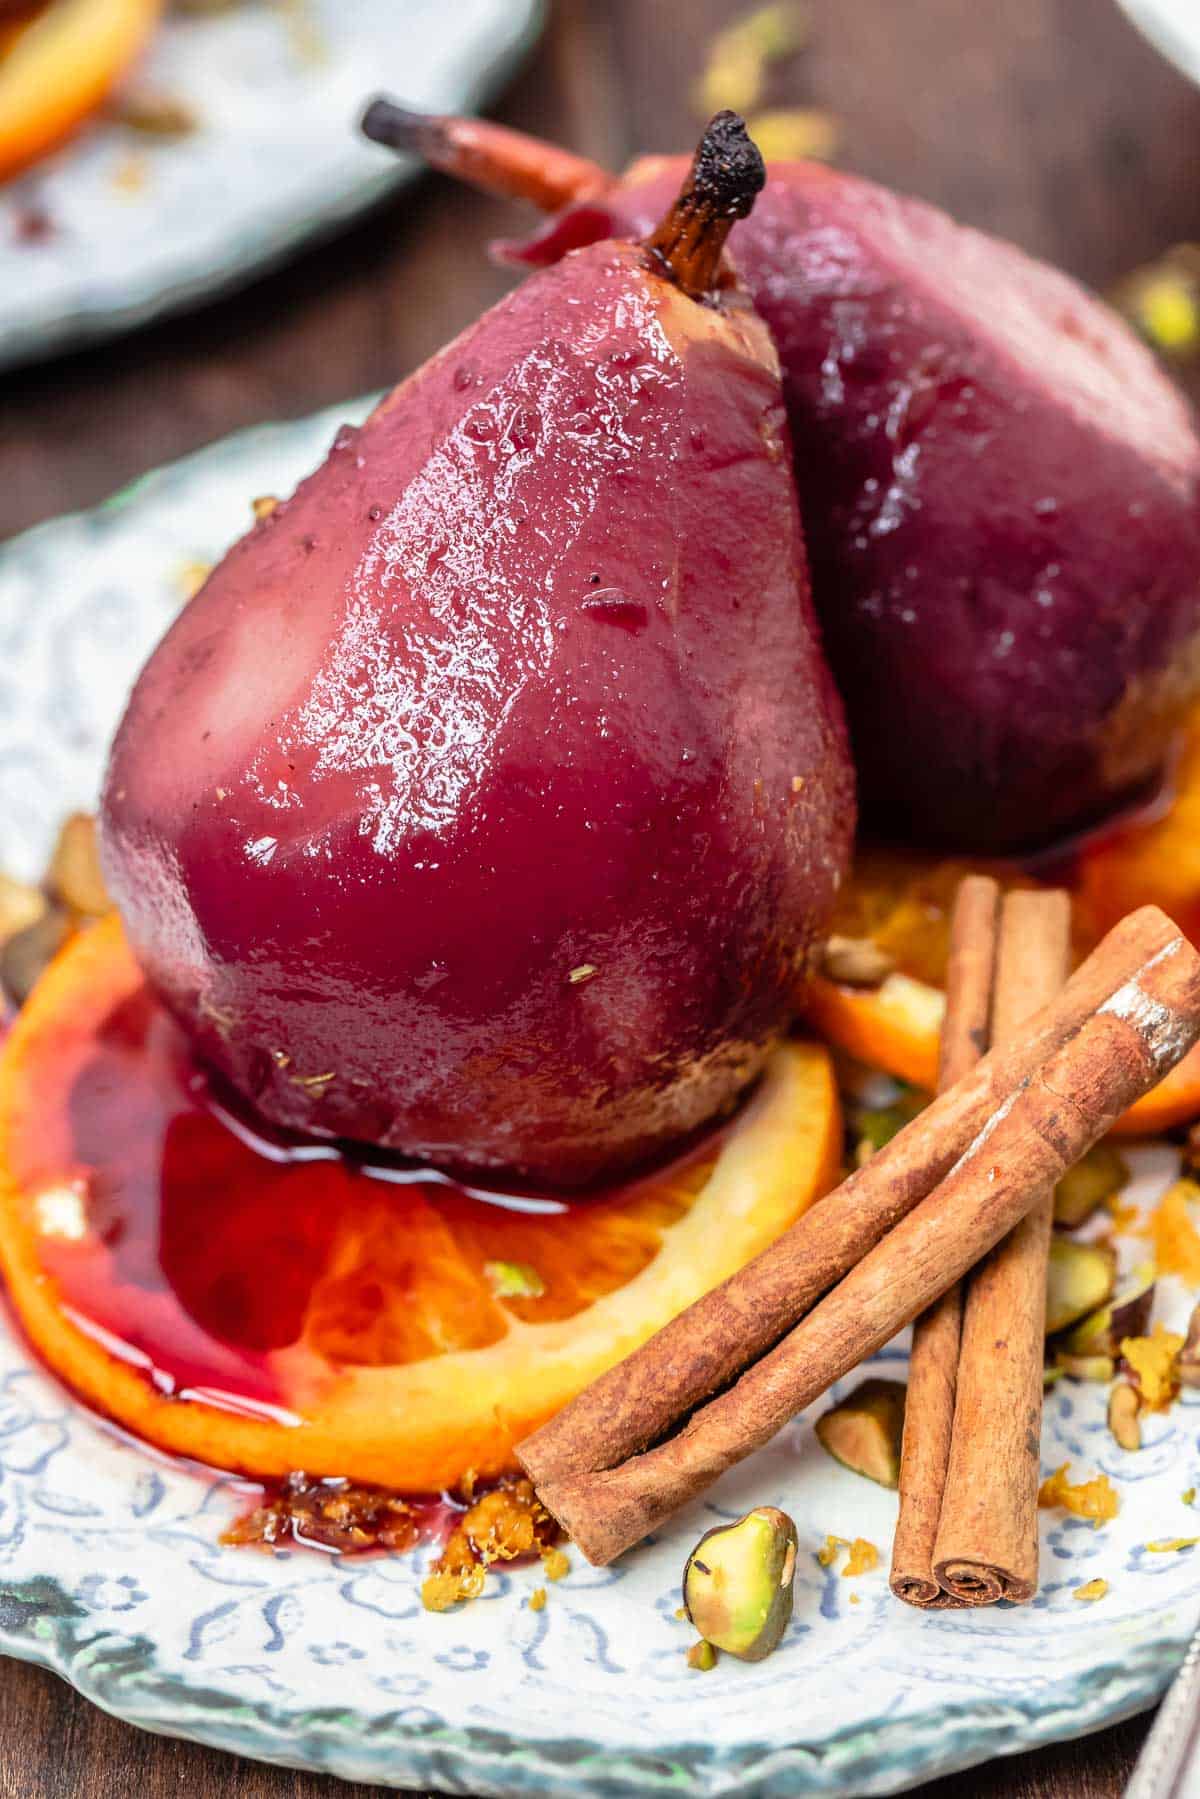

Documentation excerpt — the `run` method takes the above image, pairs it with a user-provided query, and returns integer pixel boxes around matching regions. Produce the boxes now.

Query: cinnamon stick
[536,920,1200,1564]
[519,904,1181,1491]
[889,875,999,1609]
[931,889,1071,1603]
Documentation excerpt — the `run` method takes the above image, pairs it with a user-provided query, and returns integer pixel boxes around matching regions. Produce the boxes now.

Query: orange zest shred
[421,1477,560,1613]
[1038,1463,1120,1527]
[1122,1325,1184,1412]
[843,1538,879,1577]
[816,1533,879,1575]
[1143,1181,1200,1285]
[528,1587,547,1612]
[1146,1537,1200,1553]
[1074,1579,1109,1601]
[540,1545,570,1581]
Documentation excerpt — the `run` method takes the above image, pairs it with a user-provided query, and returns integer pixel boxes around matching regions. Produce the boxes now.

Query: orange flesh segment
[0,0,163,184]
[0,915,841,1491]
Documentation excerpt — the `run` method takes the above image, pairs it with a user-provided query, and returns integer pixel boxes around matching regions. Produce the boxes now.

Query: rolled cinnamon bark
[539,921,1200,1565]
[889,875,999,1609]
[931,889,1071,1604]
[519,904,1180,1491]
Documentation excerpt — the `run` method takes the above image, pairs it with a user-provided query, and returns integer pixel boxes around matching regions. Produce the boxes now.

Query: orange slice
[0,915,842,1491]
[1072,717,1200,954]
[0,0,163,184]
[804,820,1200,1136]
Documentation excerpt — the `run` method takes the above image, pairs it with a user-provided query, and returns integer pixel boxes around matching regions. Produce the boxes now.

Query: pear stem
[361,97,609,213]
[643,112,765,301]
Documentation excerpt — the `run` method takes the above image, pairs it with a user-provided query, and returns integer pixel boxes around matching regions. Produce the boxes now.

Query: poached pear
[101,116,854,1189]
[366,106,1200,853]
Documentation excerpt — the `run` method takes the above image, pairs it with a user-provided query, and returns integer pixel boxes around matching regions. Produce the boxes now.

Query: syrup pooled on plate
[26,961,706,1420]
[0,918,838,1492]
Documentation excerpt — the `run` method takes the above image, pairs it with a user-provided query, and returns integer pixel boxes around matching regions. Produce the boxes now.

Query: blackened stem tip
[644,111,766,299]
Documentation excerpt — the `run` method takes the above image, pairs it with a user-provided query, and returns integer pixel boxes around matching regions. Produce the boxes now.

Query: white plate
[1,406,1199,1795]
[0,0,541,370]
[1118,0,1200,86]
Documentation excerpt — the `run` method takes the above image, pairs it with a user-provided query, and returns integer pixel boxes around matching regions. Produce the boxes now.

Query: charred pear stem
[643,111,765,300]
[360,97,608,213]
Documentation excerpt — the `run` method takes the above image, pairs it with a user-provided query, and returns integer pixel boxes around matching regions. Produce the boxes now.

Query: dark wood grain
[1,0,1197,1791]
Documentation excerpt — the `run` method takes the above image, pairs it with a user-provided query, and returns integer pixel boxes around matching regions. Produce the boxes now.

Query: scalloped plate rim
[0,402,1197,1797]
[0,0,544,370]
[0,1582,1185,1796]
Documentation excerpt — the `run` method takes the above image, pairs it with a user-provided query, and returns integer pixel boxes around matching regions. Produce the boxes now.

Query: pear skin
[102,119,853,1186]
[369,107,1200,853]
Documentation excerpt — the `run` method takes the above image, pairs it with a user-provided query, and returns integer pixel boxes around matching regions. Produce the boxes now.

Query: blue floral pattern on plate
[0,406,1198,1794]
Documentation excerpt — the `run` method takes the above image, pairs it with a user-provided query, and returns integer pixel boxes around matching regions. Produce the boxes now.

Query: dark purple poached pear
[101,117,854,1189]
[364,105,1200,854]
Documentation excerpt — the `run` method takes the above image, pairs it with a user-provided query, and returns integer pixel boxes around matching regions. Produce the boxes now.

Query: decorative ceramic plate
[1118,0,1200,87]
[0,0,541,371]
[1,406,1199,1796]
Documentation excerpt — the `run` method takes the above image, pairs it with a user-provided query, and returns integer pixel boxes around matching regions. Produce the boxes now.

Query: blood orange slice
[0,0,163,184]
[0,915,842,1491]
[803,821,1200,1137]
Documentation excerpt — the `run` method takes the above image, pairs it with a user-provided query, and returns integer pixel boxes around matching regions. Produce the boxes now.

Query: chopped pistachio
[1146,1537,1200,1553]
[567,963,598,985]
[485,1260,546,1301]
[1054,1144,1129,1228]
[1045,1237,1116,1335]
[814,1378,905,1488]
[683,1507,798,1661]
[252,494,279,521]
[1185,1488,1198,1506]
[686,1639,718,1671]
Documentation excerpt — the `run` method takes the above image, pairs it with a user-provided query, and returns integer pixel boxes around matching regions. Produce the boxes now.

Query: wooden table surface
[3,0,1200,1791]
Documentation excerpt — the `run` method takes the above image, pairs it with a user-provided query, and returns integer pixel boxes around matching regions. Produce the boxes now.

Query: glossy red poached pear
[370,109,1200,852]
[101,130,854,1187]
